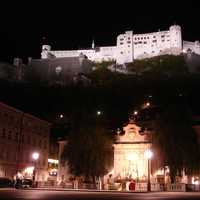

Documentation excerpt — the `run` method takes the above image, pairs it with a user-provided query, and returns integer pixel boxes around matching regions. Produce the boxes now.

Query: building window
[152,51,155,53]
[144,41,147,44]
[8,131,12,139]
[120,38,124,41]
[120,51,123,54]
[153,36,156,38]
[127,41,131,44]
[120,42,124,45]
[2,128,6,138]
[161,35,165,38]
[128,37,130,40]
[15,132,18,141]
[162,40,165,42]
[152,40,157,43]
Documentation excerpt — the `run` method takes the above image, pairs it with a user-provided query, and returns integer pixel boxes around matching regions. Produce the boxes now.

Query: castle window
[120,42,124,45]
[8,131,12,139]
[144,41,147,44]
[161,35,165,38]
[2,128,6,138]
[153,35,156,38]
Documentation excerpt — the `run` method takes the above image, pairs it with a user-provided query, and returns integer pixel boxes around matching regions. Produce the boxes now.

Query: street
[0,189,200,200]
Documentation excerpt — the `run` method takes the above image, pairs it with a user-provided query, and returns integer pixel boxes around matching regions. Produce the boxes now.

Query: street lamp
[97,110,102,116]
[59,114,64,119]
[32,152,39,187]
[144,149,153,192]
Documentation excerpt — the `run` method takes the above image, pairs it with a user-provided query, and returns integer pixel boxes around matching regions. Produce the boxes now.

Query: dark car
[0,177,13,188]
[21,179,33,188]
[15,178,33,189]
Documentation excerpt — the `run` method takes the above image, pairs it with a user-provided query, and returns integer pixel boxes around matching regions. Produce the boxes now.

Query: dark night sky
[0,2,200,63]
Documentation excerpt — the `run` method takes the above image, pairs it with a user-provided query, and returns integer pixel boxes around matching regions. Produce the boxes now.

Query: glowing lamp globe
[32,152,39,160]
[144,149,153,159]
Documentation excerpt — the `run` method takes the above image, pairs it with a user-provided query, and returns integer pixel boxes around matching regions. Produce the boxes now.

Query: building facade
[113,122,152,181]
[41,25,200,64]
[0,102,51,182]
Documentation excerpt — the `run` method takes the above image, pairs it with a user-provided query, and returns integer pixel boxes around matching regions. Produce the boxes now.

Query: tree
[152,103,200,183]
[61,111,114,183]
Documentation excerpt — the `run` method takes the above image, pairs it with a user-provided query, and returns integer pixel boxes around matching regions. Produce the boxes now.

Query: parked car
[0,177,13,188]
[15,178,33,189]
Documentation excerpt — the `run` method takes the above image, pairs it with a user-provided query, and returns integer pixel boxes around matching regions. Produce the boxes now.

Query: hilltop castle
[41,25,200,64]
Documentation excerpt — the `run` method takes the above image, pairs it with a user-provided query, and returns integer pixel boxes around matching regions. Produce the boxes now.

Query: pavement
[0,189,200,200]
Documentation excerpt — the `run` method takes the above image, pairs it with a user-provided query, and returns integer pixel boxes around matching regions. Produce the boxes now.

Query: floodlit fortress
[41,25,200,64]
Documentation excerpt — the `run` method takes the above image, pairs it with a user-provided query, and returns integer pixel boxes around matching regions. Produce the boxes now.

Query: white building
[41,25,200,65]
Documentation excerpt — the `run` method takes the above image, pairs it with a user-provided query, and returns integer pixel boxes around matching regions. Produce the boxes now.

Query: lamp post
[144,149,153,192]
[32,152,39,187]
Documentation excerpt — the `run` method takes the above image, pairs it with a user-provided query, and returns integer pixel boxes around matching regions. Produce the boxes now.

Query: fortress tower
[169,25,182,54]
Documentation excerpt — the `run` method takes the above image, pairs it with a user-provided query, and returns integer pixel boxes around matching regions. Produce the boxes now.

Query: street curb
[23,188,148,193]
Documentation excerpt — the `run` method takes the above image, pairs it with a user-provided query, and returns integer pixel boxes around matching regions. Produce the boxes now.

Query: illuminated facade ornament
[55,66,62,75]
